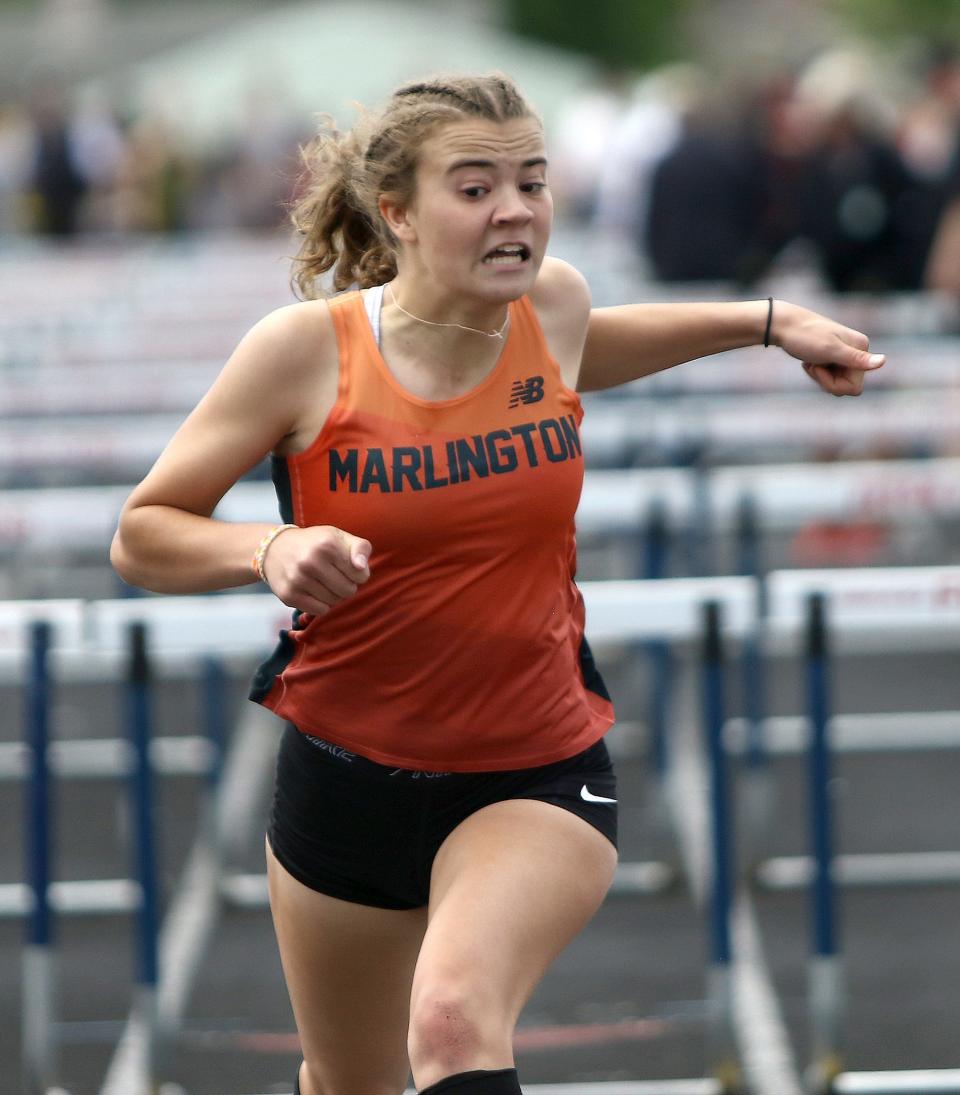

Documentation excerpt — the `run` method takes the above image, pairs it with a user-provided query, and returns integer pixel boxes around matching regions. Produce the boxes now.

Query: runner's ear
[378,192,415,244]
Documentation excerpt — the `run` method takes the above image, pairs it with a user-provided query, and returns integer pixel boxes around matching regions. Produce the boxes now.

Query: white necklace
[387,283,509,340]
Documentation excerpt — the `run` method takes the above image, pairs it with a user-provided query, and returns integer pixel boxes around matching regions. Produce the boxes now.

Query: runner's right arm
[111,302,370,612]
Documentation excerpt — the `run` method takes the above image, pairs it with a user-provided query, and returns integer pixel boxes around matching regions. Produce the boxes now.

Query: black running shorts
[267,724,618,910]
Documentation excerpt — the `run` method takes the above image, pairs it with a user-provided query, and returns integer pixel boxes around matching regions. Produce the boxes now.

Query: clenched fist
[771,300,886,397]
[260,525,372,616]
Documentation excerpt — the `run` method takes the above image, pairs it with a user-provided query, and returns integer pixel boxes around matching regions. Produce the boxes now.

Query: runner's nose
[492,187,534,225]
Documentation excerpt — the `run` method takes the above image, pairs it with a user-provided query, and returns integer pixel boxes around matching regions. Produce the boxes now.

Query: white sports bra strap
[364,283,386,347]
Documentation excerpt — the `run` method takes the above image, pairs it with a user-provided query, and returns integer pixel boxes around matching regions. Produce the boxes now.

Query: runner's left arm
[578,298,885,395]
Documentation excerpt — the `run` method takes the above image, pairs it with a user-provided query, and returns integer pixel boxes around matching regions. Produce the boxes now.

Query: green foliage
[832,0,960,43]
[505,0,695,70]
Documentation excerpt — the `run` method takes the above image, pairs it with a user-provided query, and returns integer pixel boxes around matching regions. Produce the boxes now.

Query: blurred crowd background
[2,0,960,303]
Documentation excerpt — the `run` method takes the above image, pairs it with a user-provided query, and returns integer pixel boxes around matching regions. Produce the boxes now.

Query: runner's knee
[407,986,505,1078]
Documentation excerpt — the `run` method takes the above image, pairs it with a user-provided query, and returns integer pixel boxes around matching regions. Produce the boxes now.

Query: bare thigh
[266,838,428,1095]
[408,798,618,1088]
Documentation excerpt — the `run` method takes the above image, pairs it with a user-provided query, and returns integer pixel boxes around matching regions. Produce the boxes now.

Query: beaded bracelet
[252,524,299,582]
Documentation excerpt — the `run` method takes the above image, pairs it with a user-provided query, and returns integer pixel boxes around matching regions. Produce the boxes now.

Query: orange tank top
[250,289,614,771]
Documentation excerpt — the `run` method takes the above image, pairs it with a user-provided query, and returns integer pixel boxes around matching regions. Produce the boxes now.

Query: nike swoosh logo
[580,784,617,804]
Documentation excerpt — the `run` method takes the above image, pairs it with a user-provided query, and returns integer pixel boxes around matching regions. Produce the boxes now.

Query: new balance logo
[509,376,545,407]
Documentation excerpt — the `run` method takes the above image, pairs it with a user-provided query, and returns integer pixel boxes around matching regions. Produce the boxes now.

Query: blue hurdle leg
[702,601,741,1094]
[737,493,773,868]
[640,497,679,876]
[805,593,844,1095]
[23,620,58,1095]
[127,622,163,1091]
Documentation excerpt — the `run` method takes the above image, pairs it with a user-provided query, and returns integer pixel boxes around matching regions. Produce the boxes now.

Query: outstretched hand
[770,300,886,396]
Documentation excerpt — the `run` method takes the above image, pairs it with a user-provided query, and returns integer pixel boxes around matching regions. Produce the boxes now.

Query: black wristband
[763,296,774,347]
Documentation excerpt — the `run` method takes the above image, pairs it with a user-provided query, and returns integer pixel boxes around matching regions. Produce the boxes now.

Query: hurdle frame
[7,581,760,1095]
[12,570,959,1094]
[761,570,960,1095]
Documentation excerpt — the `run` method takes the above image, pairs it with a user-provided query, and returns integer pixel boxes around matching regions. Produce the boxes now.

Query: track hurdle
[8,581,764,1094]
[12,609,167,1094]
[570,578,782,1094]
[486,579,757,1092]
[755,566,960,891]
[761,572,960,1094]
[161,579,757,1095]
[3,596,283,1095]
[9,600,88,1095]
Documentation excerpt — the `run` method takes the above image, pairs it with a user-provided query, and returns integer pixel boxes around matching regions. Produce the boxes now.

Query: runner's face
[400,118,552,301]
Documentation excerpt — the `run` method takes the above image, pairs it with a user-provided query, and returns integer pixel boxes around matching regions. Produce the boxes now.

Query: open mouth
[483,244,530,265]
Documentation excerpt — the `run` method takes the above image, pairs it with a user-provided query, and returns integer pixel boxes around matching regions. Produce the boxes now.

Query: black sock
[419,1068,522,1094]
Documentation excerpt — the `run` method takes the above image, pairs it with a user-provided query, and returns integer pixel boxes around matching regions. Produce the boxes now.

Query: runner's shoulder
[224,298,338,391]
[531,256,591,313]
[529,256,591,354]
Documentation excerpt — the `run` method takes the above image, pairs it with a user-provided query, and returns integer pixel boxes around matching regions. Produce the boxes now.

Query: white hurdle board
[85,579,755,658]
[0,600,87,655]
[0,600,89,687]
[583,577,756,643]
[0,362,218,416]
[3,569,954,671]
[0,415,178,478]
[580,391,960,462]
[0,485,130,551]
[86,594,294,660]
[0,595,290,682]
[764,566,960,652]
[605,340,960,396]
[0,578,756,671]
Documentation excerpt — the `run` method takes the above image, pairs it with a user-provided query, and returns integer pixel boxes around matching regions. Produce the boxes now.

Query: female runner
[111,72,884,1095]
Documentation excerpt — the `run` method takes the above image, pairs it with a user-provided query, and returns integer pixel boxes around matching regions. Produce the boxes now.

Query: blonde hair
[289,73,539,299]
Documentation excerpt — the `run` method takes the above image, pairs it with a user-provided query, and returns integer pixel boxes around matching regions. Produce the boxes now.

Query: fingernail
[869,353,885,367]
[355,554,369,569]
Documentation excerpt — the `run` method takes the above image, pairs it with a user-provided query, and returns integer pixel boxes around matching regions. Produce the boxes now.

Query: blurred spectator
[898,41,960,183]
[197,85,305,231]
[112,111,192,233]
[26,78,89,236]
[592,65,689,246]
[642,79,762,284]
[549,67,631,221]
[733,73,813,284]
[3,29,960,305]
[69,93,127,231]
[924,149,960,297]
[785,48,928,292]
[0,102,34,233]
[592,45,960,297]
[904,43,960,299]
